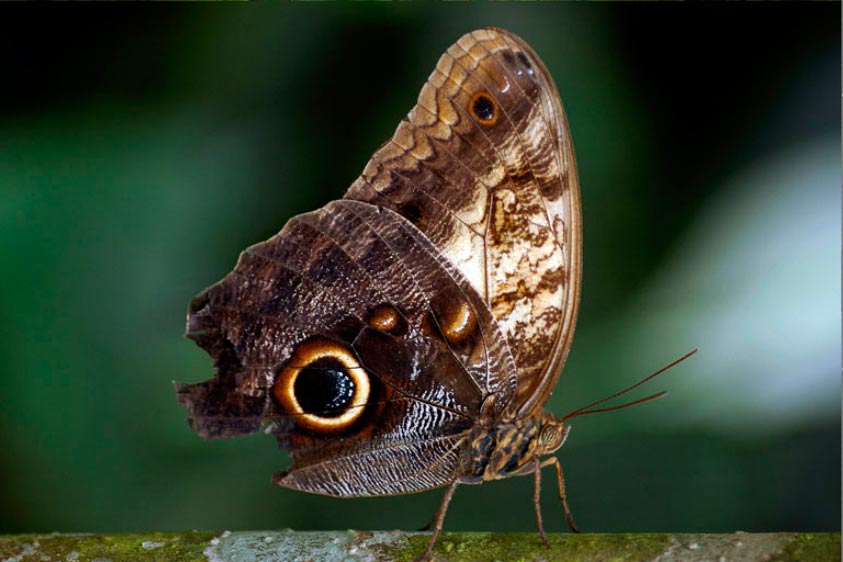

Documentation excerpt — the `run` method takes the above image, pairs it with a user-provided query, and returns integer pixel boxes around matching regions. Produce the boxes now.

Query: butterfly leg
[542,456,579,533]
[416,479,460,562]
[532,457,551,547]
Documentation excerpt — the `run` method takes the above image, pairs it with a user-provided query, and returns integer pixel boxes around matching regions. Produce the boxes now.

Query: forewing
[345,28,582,417]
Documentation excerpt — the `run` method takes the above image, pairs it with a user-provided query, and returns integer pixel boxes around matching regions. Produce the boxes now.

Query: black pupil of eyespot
[294,360,355,417]
[473,95,495,121]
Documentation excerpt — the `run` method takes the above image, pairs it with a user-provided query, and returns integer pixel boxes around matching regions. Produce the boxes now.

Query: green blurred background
[1,4,839,535]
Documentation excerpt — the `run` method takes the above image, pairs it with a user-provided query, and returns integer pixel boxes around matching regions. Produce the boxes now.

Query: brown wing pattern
[177,197,518,496]
[177,27,580,498]
[345,29,581,417]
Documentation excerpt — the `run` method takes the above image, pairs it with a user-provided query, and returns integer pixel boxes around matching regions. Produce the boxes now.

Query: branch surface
[0,531,838,562]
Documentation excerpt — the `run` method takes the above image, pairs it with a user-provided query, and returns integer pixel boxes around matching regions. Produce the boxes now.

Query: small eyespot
[428,289,478,347]
[273,339,370,433]
[439,300,476,345]
[470,92,498,126]
[367,304,404,334]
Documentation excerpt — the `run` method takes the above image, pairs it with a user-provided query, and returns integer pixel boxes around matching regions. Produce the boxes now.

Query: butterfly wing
[176,27,580,497]
[345,28,582,418]
[177,197,517,496]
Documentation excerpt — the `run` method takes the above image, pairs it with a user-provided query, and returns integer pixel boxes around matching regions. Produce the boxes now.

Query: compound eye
[273,339,370,433]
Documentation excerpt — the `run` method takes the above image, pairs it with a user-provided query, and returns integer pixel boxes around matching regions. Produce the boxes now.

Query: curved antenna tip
[562,347,698,421]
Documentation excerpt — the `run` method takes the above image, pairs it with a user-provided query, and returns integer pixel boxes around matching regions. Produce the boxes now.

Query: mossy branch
[0,531,838,562]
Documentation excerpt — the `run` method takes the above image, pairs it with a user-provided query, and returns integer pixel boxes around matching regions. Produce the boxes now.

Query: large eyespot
[470,92,498,126]
[273,339,370,433]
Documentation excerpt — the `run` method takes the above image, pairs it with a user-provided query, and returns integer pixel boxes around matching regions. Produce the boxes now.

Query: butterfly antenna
[562,348,698,421]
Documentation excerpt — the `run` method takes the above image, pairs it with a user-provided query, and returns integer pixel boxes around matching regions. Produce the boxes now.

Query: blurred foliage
[0,4,839,536]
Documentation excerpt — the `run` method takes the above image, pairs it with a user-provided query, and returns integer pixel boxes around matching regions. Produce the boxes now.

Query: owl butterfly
[177,28,695,561]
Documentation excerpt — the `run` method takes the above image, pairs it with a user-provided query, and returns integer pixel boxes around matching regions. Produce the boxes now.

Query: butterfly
[176,27,695,561]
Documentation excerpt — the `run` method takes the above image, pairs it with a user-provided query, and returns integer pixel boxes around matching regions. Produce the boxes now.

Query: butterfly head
[536,414,571,456]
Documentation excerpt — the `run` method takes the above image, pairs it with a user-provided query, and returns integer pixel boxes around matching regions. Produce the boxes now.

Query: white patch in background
[619,137,840,434]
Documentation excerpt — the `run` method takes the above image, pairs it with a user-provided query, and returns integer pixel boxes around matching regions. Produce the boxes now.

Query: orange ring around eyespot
[470,91,498,126]
[273,339,371,433]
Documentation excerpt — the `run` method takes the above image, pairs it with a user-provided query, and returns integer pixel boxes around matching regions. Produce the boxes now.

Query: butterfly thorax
[463,411,569,481]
